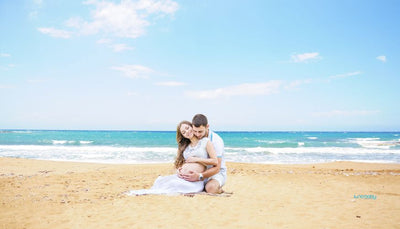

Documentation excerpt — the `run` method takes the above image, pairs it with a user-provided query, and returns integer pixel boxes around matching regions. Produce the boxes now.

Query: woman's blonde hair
[174,120,192,168]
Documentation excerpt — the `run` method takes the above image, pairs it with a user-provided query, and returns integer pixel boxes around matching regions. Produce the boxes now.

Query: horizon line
[1,128,400,133]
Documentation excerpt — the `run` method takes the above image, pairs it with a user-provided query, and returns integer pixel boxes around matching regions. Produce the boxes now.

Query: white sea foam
[10,130,33,134]
[224,146,400,155]
[0,145,177,164]
[52,140,68,145]
[307,137,318,140]
[255,140,287,144]
[1,145,399,164]
[80,141,93,144]
[52,140,93,145]
[347,138,400,149]
[298,142,305,146]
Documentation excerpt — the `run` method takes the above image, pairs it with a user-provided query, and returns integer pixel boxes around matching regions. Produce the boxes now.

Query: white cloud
[376,55,387,62]
[37,27,72,38]
[111,43,134,52]
[0,53,11,57]
[111,65,154,79]
[0,84,14,89]
[284,79,312,90]
[27,78,48,84]
[29,0,43,19]
[63,0,179,38]
[135,0,179,14]
[96,38,112,44]
[96,39,133,52]
[291,52,321,63]
[127,91,139,96]
[312,110,380,118]
[156,81,186,86]
[33,0,43,5]
[0,63,16,70]
[329,71,361,79]
[186,81,283,99]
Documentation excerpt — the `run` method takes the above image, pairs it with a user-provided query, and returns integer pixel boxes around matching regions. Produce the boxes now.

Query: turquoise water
[1,130,400,164]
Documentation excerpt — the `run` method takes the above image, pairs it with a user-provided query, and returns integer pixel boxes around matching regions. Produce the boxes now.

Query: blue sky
[1,0,399,131]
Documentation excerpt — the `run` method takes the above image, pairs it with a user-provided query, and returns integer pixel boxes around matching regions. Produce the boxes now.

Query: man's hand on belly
[180,170,199,182]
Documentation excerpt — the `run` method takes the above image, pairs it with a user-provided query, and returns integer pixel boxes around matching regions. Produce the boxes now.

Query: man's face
[193,125,207,139]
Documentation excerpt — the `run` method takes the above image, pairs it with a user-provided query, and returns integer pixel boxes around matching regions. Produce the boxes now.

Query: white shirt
[208,130,227,176]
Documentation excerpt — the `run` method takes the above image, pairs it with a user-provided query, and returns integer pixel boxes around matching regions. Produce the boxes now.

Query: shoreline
[2,155,400,164]
[0,156,400,167]
[2,156,400,166]
[1,157,400,228]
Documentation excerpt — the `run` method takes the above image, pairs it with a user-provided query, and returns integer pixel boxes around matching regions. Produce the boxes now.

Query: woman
[127,121,217,195]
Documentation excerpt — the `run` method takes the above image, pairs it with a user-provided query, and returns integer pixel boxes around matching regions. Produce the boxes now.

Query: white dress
[126,138,209,195]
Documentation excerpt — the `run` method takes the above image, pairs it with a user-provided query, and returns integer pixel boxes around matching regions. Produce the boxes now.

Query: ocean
[1,130,400,164]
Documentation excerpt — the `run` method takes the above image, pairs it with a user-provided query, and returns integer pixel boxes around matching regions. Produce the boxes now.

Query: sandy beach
[1,157,400,228]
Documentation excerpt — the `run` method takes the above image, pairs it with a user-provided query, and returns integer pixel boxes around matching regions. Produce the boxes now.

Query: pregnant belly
[180,162,206,175]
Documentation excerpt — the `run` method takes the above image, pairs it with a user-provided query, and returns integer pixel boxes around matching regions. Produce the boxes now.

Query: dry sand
[1,157,400,228]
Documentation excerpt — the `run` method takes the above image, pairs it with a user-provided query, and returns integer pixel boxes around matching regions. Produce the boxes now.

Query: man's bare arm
[202,157,221,178]
[180,158,221,181]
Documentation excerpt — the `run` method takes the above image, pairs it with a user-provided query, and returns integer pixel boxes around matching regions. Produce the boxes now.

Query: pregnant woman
[127,120,218,195]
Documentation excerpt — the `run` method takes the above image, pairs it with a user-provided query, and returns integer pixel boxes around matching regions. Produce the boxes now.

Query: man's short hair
[192,114,208,127]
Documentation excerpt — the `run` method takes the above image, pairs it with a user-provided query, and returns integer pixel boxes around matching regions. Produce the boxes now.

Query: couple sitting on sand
[128,114,227,195]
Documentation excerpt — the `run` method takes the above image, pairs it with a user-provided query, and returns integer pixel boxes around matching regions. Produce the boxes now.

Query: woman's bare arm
[185,141,217,166]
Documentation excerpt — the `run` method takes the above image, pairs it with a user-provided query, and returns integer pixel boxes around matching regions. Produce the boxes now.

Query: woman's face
[180,123,194,139]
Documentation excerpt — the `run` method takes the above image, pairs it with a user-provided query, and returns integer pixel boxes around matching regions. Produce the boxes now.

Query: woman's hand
[177,167,184,178]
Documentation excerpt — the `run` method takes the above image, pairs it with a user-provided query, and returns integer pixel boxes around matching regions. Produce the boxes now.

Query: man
[180,114,227,194]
